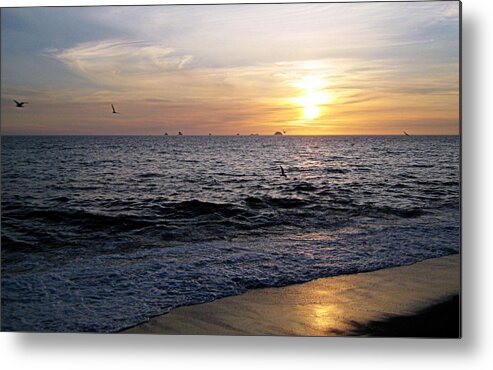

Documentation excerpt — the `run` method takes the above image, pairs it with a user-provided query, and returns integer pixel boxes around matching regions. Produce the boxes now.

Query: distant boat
[178,131,183,135]
[403,131,410,136]
[274,131,283,136]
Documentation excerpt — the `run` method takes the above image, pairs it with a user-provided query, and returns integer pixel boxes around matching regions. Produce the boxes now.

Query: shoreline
[123,254,460,337]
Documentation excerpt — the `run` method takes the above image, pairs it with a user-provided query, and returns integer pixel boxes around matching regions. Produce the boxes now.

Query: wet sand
[123,254,460,337]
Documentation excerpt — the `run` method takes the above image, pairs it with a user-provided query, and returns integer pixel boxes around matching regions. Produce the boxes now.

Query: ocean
[1,135,460,332]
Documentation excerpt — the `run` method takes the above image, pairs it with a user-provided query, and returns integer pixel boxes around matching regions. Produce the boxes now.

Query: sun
[291,76,332,120]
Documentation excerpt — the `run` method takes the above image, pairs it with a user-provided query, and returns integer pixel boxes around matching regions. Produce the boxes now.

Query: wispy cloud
[47,39,194,85]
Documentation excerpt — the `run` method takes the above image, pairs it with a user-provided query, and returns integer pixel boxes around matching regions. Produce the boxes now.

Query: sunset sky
[1,2,460,135]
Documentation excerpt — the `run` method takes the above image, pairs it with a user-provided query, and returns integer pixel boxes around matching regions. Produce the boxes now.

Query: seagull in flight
[280,166,287,177]
[14,100,28,108]
[111,104,120,114]
[403,131,410,136]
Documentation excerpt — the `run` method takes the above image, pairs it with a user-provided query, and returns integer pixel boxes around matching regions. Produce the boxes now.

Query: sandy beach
[123,254,460,337]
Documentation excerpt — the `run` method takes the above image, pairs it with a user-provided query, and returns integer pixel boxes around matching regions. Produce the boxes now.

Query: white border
[2,0,493,369]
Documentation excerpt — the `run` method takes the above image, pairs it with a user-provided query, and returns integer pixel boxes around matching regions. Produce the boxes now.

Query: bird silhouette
[14,100,28,108]
[280,166,287,177]
[403,131,410,136]
[111,104,119,114]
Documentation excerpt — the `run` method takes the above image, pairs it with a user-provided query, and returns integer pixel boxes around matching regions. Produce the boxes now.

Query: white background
[0,0,491,369]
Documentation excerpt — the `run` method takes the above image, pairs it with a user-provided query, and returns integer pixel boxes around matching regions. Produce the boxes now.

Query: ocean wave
[325,167,350,174]
[6,208,153,231]
[244,196,309,209]
[368,205,427,218]
[137,172,165,179]
[152,199,251,219]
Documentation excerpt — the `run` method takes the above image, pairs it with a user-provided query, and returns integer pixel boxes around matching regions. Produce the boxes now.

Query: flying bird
[14,100,28,108]
[280,166,287,177]
[111,104,119,114]
[403,131,410,136]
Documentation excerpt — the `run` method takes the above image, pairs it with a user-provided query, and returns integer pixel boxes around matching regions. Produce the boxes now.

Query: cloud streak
[47,39,194,84]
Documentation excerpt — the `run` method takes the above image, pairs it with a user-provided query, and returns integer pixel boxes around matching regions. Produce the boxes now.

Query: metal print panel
[0,1,461,336]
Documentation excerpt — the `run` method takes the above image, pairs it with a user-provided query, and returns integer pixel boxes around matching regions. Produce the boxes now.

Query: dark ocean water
[1,135,460,332]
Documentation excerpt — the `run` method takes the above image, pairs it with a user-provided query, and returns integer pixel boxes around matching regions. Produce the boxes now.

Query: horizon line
[0,133,461,137]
